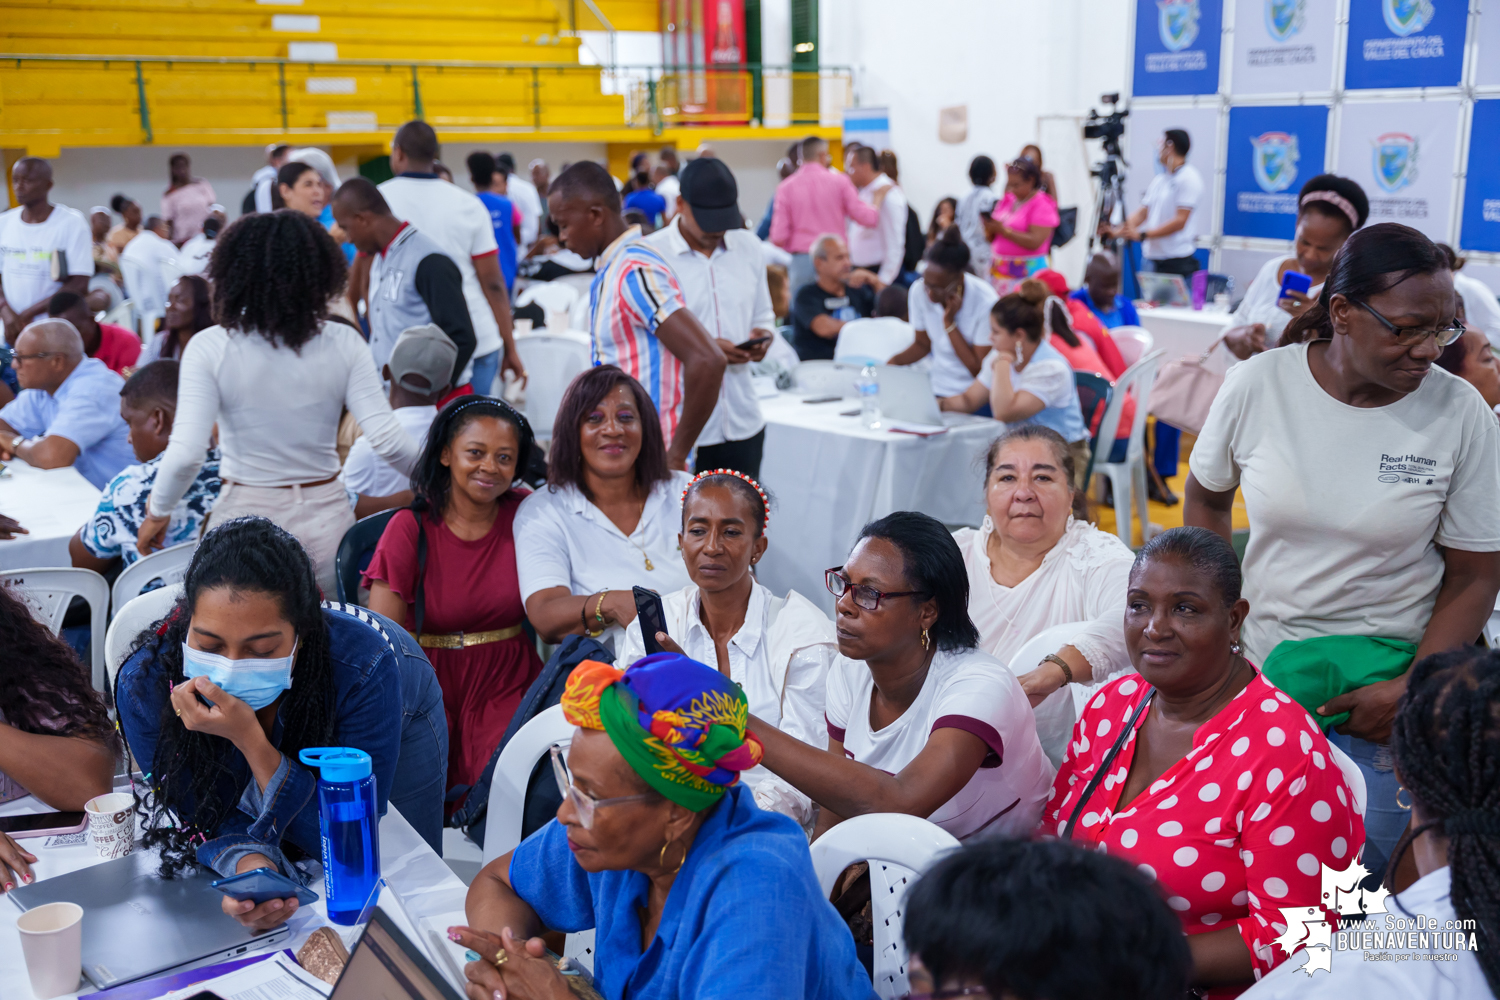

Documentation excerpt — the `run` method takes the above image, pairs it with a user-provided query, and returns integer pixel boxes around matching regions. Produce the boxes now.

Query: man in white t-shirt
[344,324,451,499]
[0,158,93,344]
[380,121,523,394]
[1118,128,1204,277]
[956,155,999,276]
[118,217,180,317]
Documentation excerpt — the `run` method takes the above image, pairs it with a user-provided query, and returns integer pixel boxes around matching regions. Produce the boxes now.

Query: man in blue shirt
[1070,251,1140,329]
[466,151,520,295]
[0,318,133,488]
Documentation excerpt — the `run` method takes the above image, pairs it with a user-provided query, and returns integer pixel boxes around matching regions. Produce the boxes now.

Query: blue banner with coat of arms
[1460,100,1500,253]
[1221,104,1328,239]
[1345,0,1467,90]
[1133,0,1223,96]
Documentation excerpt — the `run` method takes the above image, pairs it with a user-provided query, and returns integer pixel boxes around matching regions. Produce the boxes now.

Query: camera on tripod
[1084,92,1128,159]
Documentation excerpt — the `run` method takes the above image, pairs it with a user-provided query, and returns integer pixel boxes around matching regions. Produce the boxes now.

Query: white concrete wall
[818,0,1132,283]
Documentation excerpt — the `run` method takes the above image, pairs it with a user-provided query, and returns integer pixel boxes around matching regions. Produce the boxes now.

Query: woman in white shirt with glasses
[748,510,1052,842]
[516,365,692,647]
[619,469,836,831]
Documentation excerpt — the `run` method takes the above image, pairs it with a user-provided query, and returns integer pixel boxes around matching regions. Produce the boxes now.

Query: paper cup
[544,308,571,334]
[514,317,534,336]
[17,901,83,999]
[84,791,135,860]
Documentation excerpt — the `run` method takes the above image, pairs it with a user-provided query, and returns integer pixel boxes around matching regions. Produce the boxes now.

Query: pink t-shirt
[990,191,1059,259]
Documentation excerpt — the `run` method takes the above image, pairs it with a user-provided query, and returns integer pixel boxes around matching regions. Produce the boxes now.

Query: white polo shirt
[643,218,773,446]
[378,175,502,359]
[1141,163,1204,261]
[513,471,694,646]
[906,272,998,397]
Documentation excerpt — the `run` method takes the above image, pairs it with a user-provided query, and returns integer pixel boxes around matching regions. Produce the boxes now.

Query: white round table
[0,461,102,571]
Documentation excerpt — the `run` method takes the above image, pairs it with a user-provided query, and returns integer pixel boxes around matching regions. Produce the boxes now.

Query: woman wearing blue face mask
[116,516,448,932]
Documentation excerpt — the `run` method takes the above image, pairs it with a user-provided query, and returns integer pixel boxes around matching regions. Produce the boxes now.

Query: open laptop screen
[331,908,464,1000]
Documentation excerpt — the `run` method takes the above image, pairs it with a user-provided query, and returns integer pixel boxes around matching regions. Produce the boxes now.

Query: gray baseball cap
[388,324,456,393]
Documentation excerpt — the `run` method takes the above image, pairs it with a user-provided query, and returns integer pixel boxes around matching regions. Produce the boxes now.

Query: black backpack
[449,635,614,847]
[903,206,924,273]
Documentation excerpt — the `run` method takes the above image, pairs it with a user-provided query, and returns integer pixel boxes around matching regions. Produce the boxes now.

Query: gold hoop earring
[1396,786,1413,811]
[921,628,930,650]
[660,834,686,874]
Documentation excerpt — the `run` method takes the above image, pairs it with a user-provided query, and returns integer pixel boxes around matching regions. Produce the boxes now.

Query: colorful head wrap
[560,653,765,811]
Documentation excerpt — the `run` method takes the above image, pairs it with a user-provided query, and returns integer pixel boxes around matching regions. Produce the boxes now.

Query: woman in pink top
[985,158,1059,296]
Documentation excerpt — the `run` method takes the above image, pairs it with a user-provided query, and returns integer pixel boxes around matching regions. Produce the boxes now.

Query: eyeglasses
[549,745,655,830]
[10,351,60,364]
[825,567,930,611]
[1353,299,1465,348]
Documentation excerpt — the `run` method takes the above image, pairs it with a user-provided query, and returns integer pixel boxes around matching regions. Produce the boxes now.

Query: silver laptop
[872,364,945,425]
[9,849,291,988]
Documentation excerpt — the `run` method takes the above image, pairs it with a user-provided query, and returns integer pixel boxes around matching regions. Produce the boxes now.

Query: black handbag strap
[412,509,429,637]
[1063,685,1156,841]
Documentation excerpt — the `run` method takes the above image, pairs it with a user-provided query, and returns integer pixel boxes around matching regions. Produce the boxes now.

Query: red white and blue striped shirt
[588,227,687,444]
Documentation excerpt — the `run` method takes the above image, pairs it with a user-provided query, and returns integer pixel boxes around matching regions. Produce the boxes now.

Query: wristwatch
[1041,652,1074,685]
[10,434,23,453]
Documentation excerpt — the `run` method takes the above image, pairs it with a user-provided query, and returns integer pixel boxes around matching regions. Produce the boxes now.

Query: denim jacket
[117,603,410,878]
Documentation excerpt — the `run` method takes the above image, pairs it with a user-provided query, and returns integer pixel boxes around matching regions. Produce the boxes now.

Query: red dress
[364,492,543,798]
[1042,671,1364,995]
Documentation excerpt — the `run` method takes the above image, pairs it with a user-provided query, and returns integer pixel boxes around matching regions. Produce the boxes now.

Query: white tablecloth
[1136,304,1233,363]
[0,790,468,999]
[755,392,1000,615]
[0,461,102,571]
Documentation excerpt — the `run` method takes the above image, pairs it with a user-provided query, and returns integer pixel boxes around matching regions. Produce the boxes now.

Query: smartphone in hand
[633,586,668,656]
[210,867,320,906]
[735,335,772,351]
[1278,270,1312,300]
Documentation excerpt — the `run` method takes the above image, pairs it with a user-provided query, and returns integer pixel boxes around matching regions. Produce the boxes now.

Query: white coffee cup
[17,901,83,999]
[84,791,135,860]
[544,308,571,334]
[514,317,534,336]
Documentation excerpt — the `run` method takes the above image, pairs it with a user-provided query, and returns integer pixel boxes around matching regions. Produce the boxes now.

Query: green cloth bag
[1260,635,1416,728]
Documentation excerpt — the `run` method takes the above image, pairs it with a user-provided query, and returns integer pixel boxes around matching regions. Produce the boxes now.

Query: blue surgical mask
[181,640,296,710]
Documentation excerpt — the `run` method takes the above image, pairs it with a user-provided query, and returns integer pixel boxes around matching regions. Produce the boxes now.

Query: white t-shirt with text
[0,205,93,313]
[1190,342,1500,661]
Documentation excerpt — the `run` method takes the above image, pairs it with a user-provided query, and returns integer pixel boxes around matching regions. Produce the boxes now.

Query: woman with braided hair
[117,516,448,930]
[137,210,421,591]
[455,653,875,1000]
[1245,647,1500,998]
[617,469,836,830]
[365,395,544,802]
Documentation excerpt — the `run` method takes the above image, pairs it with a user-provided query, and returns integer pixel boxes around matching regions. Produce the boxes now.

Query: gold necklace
[626,502,653,571]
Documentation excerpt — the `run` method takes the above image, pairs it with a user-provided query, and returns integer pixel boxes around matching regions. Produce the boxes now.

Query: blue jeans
[376,611,450,856]
[470,349,500,396]
[1326,730,1406,881]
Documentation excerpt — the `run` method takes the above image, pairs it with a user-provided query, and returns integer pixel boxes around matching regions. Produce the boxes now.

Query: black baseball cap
[679,157,742,233]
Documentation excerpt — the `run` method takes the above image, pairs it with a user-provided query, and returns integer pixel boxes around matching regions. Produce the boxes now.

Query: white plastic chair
[567,292,592,333]
[1007,621,1092,768]
[100,298,134,333]
[516,282,580,316]
[479,705,596,972]
[2,567,111,691]
[110,540,197,620]
[1091,349,1167,547]
[483,704,574,863]
[1109,325,1154,368]
[810,813,960,1000]
[513,333,592,445]
[104,583,182,692]
[833,317,917,366]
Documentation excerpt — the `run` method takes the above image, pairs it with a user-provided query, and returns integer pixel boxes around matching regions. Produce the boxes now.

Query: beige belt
[416,623,525,649]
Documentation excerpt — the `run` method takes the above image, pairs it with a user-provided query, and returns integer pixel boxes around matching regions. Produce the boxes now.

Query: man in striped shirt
[547,161,725,470]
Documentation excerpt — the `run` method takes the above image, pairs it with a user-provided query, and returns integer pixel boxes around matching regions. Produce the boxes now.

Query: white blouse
[618,580,837,829]
[824,646,1053,840]
[514,471,694,647]
[1218,255,1320,354]
[954,517,1136,765]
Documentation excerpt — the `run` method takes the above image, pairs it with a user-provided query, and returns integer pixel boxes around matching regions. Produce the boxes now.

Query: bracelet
[594,591,609,625]
[1041,653,1074,685]
[580,595,593,633]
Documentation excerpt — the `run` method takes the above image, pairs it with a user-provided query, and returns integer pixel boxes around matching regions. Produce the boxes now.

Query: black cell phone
[735,335,772,350]
[0,811,87,838]
[633,585,668,656]
[802,395,842,404]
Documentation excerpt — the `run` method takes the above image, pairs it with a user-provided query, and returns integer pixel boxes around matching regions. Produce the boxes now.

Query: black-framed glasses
[549,745,655,830]
[825,567,930,611]
[1353,299,1465,348]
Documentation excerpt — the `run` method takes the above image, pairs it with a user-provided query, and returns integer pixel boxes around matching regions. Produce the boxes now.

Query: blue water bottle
[298,747,380,925]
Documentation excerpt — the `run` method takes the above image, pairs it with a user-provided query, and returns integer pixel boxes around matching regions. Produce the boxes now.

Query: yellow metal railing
[0,54,853,145]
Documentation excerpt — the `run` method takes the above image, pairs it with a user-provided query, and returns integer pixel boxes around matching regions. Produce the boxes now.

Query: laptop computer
[331,907,467,1000]
[9,849,291,988]
[1137,271,1191,307]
